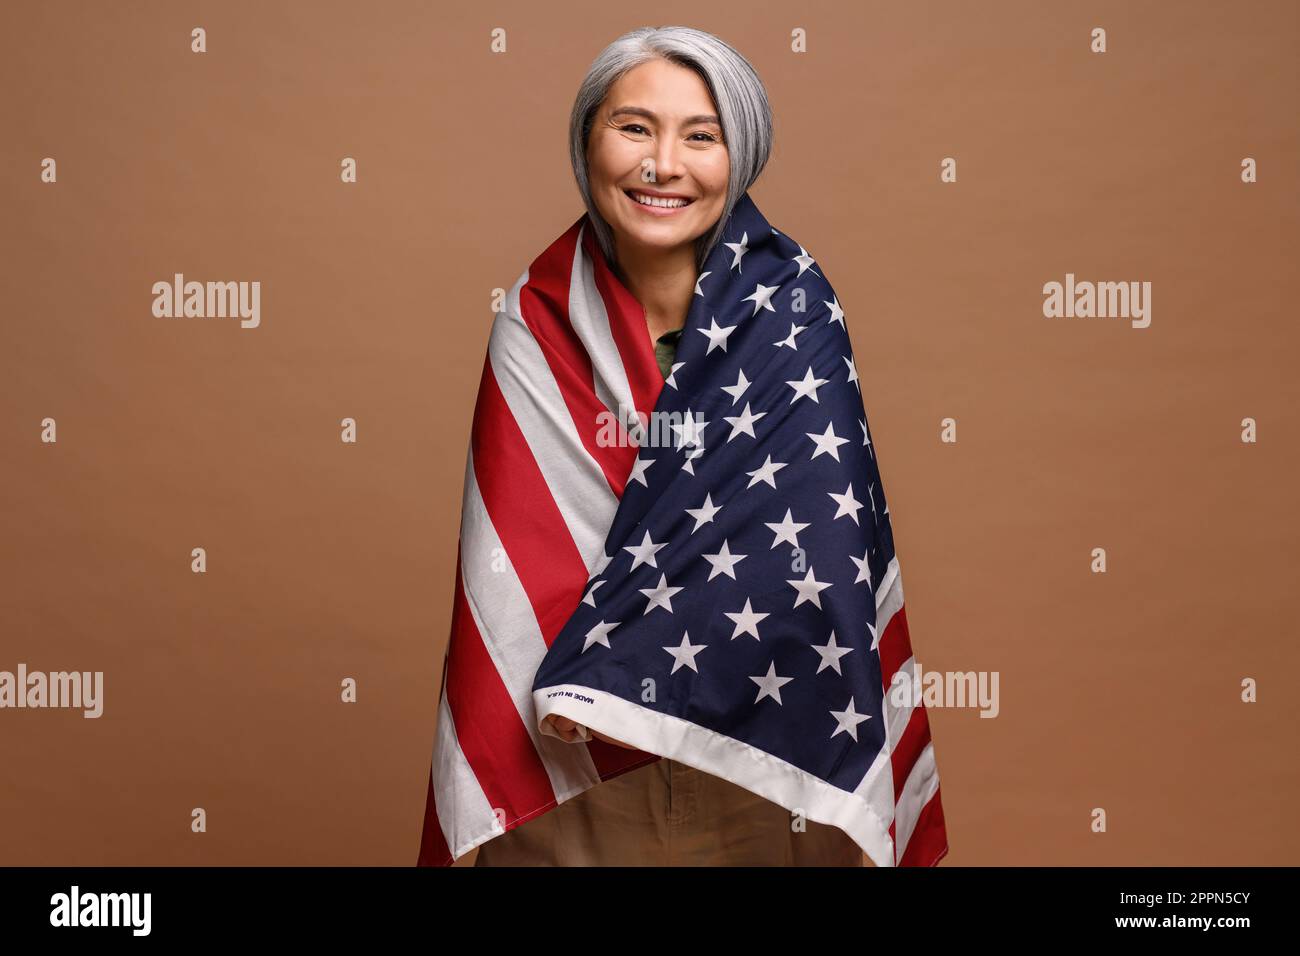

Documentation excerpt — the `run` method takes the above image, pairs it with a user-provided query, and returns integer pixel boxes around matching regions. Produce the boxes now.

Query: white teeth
[630,191,691,208]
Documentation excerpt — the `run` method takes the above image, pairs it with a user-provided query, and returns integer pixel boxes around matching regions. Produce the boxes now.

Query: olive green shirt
[654,328,684,380]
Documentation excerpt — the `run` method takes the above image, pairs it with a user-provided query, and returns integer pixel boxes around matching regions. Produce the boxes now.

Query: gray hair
[569,26,774,273]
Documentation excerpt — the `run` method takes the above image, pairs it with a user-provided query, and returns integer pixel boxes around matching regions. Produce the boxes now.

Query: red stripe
[874,600,930,789]
[877,602,914,683]
[472,358,589,642]
[582,223,664,420]
[899,787,949,867]
[517,221,635,497]
[891,703,933,790]
[443,553,558,827]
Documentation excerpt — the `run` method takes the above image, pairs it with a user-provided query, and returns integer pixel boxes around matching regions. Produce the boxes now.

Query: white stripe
[884,655,918,752]
[430,682,502,859]
[893,741,940,862]
[568,224,643,433]
[487,269,618,574]
[875,554,904,626]
[458,450,602,801]
[872,554,917,751]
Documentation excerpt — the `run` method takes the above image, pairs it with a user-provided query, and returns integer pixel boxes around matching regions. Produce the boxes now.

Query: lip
[624,188,695,216]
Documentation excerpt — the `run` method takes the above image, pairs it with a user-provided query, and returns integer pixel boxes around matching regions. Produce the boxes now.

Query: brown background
[1,0,1296,865]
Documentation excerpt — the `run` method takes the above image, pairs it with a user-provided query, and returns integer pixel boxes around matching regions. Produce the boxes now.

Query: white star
[664,631,708,674]
[824,296,845,328]
[792,245,818,276]
[724,598,769,640]
[628,456,654,486]
[773,322,806,350]
[788,567,832,609]
[698,316,737,354]
[623,529,667,571]
[806,421,849,461]
[582,619,619,653]
[785,366,829,404]
[745,454,788,489]
[724,232,749,272]
[681,445,705,476]
[859,418,871,448]
[684,493,721,532]
[671,414,709,451]
[581,579,606,607]
[764,508,809,550]
[742,282,780,317]
[694,271,712,296]
[829,696,872,741]
[867,620,881,652]
[750,661,794,705]
[849,547,873,587]
[639,573,683,615]
[702,539,747,581]
[720,368,751,405]
[664,362,685,389]
[843,354,859,390]
[828,481,864,525]
[723,402,766,442]
[811,630,855,675]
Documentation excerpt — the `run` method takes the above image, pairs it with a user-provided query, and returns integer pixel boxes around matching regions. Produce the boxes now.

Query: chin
[626,227,697,252]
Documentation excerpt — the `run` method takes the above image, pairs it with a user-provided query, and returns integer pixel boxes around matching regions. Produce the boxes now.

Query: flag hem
[533,681,898,867]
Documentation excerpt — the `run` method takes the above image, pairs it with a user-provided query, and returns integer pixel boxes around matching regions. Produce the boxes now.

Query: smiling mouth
[624,189,695,210]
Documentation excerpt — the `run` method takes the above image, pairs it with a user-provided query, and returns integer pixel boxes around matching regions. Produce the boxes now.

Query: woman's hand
[545,714,638,750]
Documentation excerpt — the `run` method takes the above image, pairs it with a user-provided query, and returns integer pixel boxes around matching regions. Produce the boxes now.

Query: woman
[477,27,864,865]
[418,24,945,868]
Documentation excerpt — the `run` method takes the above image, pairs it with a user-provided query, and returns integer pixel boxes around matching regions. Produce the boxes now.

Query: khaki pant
[474,758,869,867]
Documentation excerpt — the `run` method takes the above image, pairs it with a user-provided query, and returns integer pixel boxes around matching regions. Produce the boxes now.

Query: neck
[612,238,697,341]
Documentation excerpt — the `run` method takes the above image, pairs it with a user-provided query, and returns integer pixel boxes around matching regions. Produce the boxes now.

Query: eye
[619,123,649,135]
[689,132,720,143]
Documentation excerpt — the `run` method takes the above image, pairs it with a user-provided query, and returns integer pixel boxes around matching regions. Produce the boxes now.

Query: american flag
[418,193,947,867]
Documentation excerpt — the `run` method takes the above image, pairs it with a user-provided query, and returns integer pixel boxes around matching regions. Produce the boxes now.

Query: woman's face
[585,58,730,262]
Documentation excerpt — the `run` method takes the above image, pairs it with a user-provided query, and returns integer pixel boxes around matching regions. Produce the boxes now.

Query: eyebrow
[610,106,721,126]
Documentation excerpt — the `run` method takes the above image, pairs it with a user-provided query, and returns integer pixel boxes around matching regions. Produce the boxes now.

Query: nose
[649,132,687,184]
